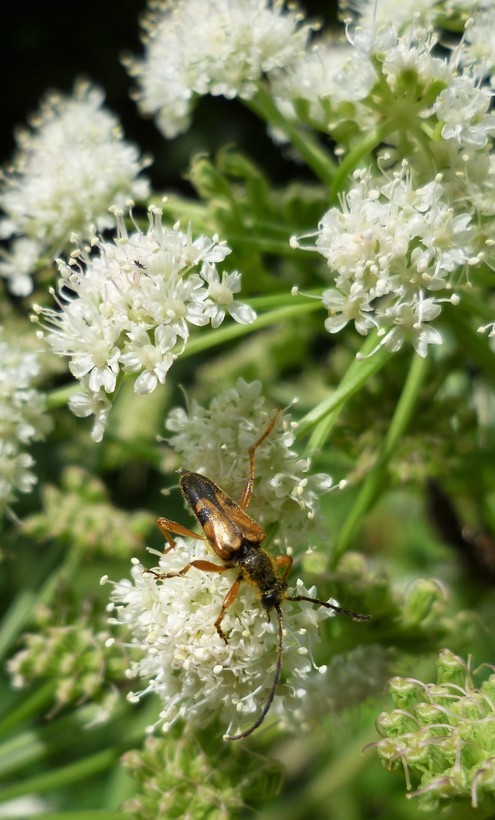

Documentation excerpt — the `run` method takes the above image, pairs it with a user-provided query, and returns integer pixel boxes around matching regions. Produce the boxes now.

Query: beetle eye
[261,591,276,609]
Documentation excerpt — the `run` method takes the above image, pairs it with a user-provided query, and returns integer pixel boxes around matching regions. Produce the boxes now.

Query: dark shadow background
[2,0,339,192]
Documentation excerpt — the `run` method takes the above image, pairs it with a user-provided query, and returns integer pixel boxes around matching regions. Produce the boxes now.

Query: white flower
[0,237,42,297]
[462,12,495,86]
[68,321,122,394]
[120,326,177,394]
[0,334,51,515]
[201,268,257,328]
[297,643,392,723]
[323,284,375,336]
[126,0,314,138]
[106,543,336,738]
[165,379,332,549]
[433,73,495,150]
[0,445,36,506]
[378,27,449,90]
[68,391,111,444]
[292,163,472,356]
[0,80,150,294]
[377,295,443,357]
[34,207,255,440]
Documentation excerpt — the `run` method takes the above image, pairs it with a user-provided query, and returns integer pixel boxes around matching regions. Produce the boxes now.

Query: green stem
[306,727,377,805]
[0,748,120,804]
[328,125,391,203]
[0,682,56,739]
[0,702,107,778]
[0,547,80,661]
[184,300,321,357]
[246,86,336,187]
[248,289,322,310]
[45,298,322,409]
[331,353,429,566]
[45,382,81,410]
[219,232,299,256]
[296,332,392,449]
[0,700,155,803]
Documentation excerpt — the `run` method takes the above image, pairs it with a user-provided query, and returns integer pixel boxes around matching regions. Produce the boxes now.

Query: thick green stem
[0,703,110,779]
[184,300,320,357]
[0,682,56,739]
[296,332,392,449]
[0,748,120,804]
[0,544,80,661]
[331,352,429,566]
[246,86,336,187]
[328,127,388,203]
[45,298,322,411]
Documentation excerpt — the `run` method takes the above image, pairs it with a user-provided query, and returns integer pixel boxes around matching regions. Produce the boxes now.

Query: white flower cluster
[165,379,333,549]
[104,384,343,738]
[272,8,495,159]
[293,164,474,356]
[0,335,51,516]
[433,74,495,150]
[340,0,441,31]
[278,9,495,356]
[33,210,256,441]
[126,0,313,139]
[270,35,376,136]
[343,0,495,36]
[272,22,450,138]
[0,81,150,296]
[106,539,334,738]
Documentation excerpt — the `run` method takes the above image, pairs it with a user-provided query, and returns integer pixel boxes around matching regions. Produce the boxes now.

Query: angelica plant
[1,0,495,817]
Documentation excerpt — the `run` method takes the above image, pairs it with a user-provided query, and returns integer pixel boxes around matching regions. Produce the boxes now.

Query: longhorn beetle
[153,410,370,741]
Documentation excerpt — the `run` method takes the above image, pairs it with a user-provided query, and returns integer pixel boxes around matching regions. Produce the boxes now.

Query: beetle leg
[149,558,232,581]
[155,516,207,553]
[273,554,293,580]
[239,410,281,511]
[215,573,243,644]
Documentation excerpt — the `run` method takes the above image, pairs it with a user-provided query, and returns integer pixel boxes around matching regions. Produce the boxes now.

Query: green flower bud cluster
[121,731,282,819]
[7,606,127,711]
[375,649,495,814]
[22,466,153,559]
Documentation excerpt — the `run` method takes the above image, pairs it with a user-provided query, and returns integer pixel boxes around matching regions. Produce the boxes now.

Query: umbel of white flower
[165,378,333,551]
[125,0,314,139]
[33,207,256,441]
[0,80,150,296]
[292,163,473,357]
[106,546,333,739]
[106,384,343,738]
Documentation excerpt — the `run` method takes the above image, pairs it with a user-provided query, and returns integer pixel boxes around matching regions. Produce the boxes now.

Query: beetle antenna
[286,595,370,622]
[224,604,284,741]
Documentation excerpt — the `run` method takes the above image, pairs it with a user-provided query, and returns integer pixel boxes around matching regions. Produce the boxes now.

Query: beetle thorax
[237,545,287,609]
